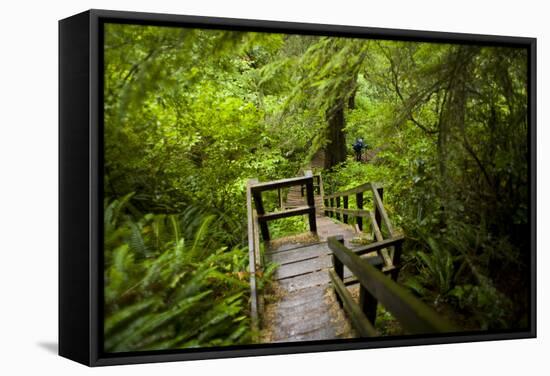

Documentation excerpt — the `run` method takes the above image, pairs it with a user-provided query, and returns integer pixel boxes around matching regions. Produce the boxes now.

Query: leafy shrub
[103,195,273,351]
[268,215,309,239]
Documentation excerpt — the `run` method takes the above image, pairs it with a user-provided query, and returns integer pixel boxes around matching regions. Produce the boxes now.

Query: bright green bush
[103,195,273,351]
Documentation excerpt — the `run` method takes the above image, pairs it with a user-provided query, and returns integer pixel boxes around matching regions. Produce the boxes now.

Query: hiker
[352,138,366,162]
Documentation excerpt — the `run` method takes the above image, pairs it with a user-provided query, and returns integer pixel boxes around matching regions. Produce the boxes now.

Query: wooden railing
[246,179,262,330]
[300,174,322,196]
[328,236,457,336]
[249,171,317,241]
[324,183,386,231]
[325,182,398,276]
[246,171,318,329]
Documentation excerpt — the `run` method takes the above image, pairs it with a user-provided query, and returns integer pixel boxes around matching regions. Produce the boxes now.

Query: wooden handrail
[324,182,375,199]
[257,206,312,222]
[329,269,379,337]
[323,183,382,227]
[354,235,405,256]
[250,171,317,241]
[324,182,399,273]
[328,236,457,335]
[250,175,314,193]
[324,207,371,217]
[371,183,394,236]
[301,175,322,196]
[246,179,260,331]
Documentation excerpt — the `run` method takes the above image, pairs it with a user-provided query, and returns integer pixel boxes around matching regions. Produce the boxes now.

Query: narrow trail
[260,149,373,342]
[261,218,368,343]
[249,148,456,344]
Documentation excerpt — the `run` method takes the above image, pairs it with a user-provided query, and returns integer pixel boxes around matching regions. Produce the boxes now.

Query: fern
[103,196,263,352]
[128,220,149,257]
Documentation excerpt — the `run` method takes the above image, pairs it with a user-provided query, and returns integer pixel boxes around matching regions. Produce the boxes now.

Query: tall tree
[283,37,369,169]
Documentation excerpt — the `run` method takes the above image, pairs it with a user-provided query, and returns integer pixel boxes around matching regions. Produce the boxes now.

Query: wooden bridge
[246,171,456,343]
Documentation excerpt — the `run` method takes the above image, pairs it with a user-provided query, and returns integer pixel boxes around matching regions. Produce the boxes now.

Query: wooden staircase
[262,240,354,343]
[247,171,456,344]
[284,184,324,216]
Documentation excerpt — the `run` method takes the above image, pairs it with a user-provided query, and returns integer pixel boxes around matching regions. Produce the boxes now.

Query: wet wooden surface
[261,215,380,343]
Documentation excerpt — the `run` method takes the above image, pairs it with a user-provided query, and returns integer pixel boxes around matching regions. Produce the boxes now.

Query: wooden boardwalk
[247,162,455,344]
[254,151,381,343]
[261,214,377,342]
[261,241,352,342]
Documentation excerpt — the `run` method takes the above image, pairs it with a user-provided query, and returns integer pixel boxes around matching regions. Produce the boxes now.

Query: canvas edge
[59,9,93,366]
[57,8,537,367]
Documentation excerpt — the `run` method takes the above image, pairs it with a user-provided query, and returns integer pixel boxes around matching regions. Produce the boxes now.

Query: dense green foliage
[104,23,529,350]
[323,42,529,329]
[104,194,279,351]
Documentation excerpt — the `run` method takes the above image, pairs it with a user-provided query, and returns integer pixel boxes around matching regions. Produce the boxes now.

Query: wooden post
[278,188,283,209]
[336,196,341,221]
[319,174,325,214]
[359,284,378,325]
[305,177,317,234]
[246,179,259,331]
[315,175,321,195]
[329,198,335,217]
[375,186,383,232]
[343,196,349,224]
[332,236,345,307]
[252,209,262,267]
[252,190,270,241]
[391,241,403,281]
[356,192,364,231]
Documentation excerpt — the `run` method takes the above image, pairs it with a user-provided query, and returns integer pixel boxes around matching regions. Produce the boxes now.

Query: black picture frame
[59,8,537,367]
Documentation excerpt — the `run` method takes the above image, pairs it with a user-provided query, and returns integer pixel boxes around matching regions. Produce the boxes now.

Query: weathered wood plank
[357,191,364,231]
[343,195,349,223]
[274,312,336,342]
[273,324,340,343]
[325,182,374,199]
[354,235,405,256]
[318,174,325,210]
[246,179,259,329]
[273,304,333,329]
[304,177,317,233]
[265,239,320,254]
[274,254,332,280]
[328,237,457,334]
[276,270,331,292]
[257,206,314,222]
[253,209,262,267]
[266,233,391,269]
[329,269,378,337]
[371,183,394,236]
[250,175,314,193]
[369,210,393,268]
[269,285,352,343]
[360,283,378,325]
[252,188,270,240]
[343,254,384,278]
[267,243,330,265]
[274,285,327,310]
[369,210,383,241]
[324,207,371,218]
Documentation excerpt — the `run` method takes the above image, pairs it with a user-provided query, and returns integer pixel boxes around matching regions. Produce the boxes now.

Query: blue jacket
[353,140,365,152]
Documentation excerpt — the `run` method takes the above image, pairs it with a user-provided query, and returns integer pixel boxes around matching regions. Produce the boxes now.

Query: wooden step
[267,242,330,265]
[257,206,314,222]
[274,254,332,280]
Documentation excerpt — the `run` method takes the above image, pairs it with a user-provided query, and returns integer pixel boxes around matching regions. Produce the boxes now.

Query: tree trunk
[324,98,347,170]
